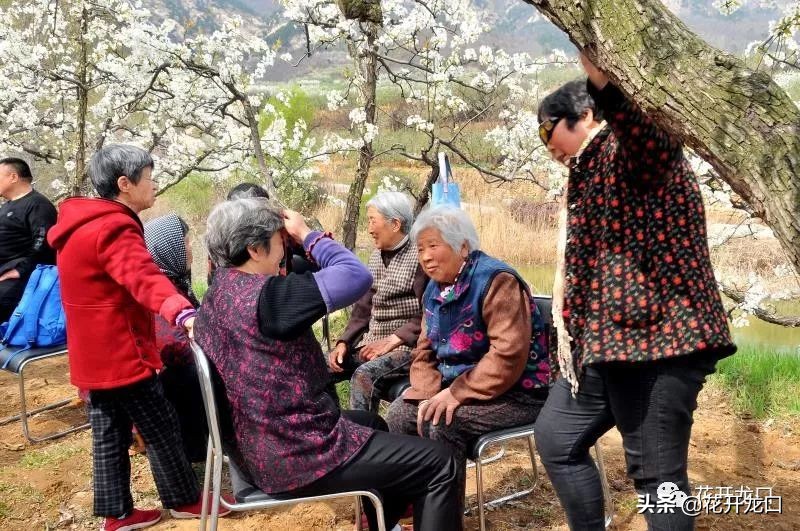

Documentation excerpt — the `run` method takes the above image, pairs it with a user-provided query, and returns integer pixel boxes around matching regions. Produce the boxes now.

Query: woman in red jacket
[48,145,225,531]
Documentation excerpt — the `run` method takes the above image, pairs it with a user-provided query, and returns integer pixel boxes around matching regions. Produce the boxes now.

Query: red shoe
[169,493,235,519]
[101,509,162,531]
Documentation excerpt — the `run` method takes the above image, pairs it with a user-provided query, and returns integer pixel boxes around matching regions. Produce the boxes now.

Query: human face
[246,231,285,276]
[416,228,467,285]
[0,164,21,200]
[118,166,157,213]
[541,111,595,166]
[367,206,403,250]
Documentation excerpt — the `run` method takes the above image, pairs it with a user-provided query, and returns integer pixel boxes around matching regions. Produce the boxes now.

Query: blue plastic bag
[431,152,461,208]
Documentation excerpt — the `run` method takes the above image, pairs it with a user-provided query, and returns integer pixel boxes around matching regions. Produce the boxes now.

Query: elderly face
[367,206,403,250]
[543,111,596,166]
[121,166,157,213]
[247,231,285,276]
[416,227,467,284]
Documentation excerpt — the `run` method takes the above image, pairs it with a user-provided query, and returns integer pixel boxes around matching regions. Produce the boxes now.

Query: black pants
[159,364,208,463]
[534,353,721,531]
[288,428,462,531]
[0,277,24,323]
[88,375,199,517]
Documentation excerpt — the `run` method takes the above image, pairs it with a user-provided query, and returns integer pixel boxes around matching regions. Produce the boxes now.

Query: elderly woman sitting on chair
[194,199,462,531]
[386,206,551,504]
[329,191,427,413]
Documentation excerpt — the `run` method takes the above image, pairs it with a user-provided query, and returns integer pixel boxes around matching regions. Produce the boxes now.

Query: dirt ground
[0,356,797,530]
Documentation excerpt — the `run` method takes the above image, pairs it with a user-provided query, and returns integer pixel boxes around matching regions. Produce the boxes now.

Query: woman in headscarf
[143,213,207,462]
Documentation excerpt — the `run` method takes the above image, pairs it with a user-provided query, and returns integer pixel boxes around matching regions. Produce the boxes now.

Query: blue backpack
[1,265,67,368]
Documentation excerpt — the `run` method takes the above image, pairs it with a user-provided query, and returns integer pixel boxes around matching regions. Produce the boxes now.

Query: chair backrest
[189,340,225,458]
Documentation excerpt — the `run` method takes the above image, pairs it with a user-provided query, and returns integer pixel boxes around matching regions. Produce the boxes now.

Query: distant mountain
[152,0,785,80]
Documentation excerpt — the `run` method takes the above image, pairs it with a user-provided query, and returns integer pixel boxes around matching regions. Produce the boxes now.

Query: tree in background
[0,0,335,209]
[284,0,568,247]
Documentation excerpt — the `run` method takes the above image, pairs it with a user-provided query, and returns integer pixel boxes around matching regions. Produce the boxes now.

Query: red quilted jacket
[48,198,192,390]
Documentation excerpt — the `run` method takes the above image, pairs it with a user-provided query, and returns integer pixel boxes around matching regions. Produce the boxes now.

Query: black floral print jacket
[563,81,736,370]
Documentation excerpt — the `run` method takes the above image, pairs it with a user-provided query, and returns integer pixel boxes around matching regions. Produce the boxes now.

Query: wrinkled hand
[283,209,312,245]
[183,317,196,339]
[0,269,20,282]
[579,51,609,90]
[328,342,348,372]
[361,334,403,361]
[417,388,461,436]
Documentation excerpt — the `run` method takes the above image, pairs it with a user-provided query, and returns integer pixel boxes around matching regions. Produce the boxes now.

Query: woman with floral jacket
[533,54,736,530]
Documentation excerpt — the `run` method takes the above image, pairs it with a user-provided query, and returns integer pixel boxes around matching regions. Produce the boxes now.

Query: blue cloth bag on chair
[431,151,461,208]
[1,265,67,369]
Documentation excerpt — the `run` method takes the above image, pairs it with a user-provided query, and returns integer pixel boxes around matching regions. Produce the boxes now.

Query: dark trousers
[328,347,412,413]
[0,277,24,323]
[88,375,199,517]
[288,429,462,531]
[159,364,208,463]
[534,353,721,531]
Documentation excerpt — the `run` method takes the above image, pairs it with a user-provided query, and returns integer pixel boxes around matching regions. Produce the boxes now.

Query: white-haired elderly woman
[386,206,551,504]
[194,199,462,531]
[329,191,428,412]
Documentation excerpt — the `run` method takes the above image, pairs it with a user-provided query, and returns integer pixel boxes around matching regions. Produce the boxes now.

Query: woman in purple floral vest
[194,198,461,531]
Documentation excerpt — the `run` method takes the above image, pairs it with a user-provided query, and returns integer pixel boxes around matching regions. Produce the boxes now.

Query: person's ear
[581,108,595,127]
[116,175,131,194]
[391,218,402,233]
[460,244,469,259]
[246,245,262,262]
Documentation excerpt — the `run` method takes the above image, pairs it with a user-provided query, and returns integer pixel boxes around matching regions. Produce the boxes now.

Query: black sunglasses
[538,117,563,146]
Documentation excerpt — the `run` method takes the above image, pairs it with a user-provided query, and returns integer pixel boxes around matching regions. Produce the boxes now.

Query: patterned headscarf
[144,213,199,307]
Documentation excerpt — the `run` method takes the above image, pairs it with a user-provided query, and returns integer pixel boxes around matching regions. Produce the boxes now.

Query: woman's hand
[417,388,461,436]
[283,209,312,244]
[361,334,403,361]
[183,316,196,339]
[329,342,348,372]
[579,51,609,90]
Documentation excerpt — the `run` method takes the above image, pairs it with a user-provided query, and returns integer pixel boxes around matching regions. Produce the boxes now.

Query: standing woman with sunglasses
[533,54,736,531]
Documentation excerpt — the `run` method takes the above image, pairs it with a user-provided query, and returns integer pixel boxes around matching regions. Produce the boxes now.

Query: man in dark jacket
[0,158,57,323]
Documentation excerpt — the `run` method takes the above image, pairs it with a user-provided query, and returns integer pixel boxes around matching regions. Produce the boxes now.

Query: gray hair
[366,191,414,233]
[205,198,284,267]
[89,144,154,199]
[410,206,480,253]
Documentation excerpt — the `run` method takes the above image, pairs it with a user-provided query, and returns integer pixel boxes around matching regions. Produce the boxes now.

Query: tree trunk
[414,151,439,214]
[521,0,800,275]
[242,97,279,199]
[71,7,89,197]
[341,23,379,250]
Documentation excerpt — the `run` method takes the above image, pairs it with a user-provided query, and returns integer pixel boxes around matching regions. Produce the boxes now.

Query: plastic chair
[189,340,386,531]
[0,344,89,442]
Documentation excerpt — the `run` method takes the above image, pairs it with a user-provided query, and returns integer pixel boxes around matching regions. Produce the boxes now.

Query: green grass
[712,344,800,419]
[20,445,85,469]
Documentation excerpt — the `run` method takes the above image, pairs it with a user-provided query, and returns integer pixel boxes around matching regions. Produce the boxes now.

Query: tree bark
[521,0,800,275]
[71,7,89,197]
[342,23,379,250]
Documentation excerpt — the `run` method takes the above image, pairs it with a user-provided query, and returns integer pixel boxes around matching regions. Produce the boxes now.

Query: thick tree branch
[520,0,800,276]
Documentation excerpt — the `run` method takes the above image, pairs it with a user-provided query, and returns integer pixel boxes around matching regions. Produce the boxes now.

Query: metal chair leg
[209,445,224,531]
[527,435,539,488]
[467,446,505,468]
[199,438,213,531]
[475,454,486,531]
[355,496,363,531]
[18,362,89,443]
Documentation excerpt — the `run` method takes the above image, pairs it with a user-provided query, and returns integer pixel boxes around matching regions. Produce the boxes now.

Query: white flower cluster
[0,0,326,199]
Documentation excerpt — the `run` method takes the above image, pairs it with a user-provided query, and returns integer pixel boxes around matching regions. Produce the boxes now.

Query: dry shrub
[466,203,557,265]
